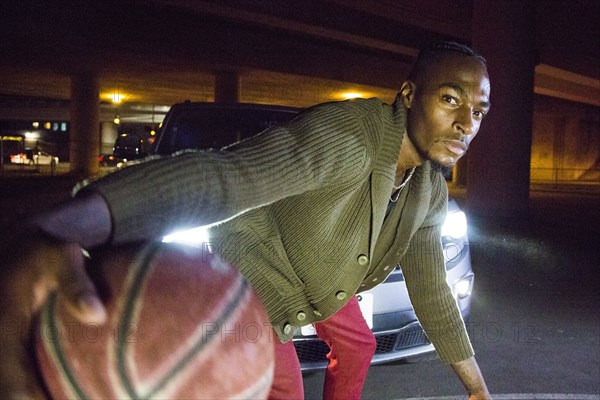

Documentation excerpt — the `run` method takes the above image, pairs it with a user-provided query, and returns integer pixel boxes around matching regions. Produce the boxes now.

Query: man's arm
[399,169,490,397]
[0,100,374,398]
[81,101,371,245]
[35,192,112,248]
[451,357,491,399]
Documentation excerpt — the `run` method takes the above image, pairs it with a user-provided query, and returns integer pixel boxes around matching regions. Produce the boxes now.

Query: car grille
[395,323,430,350]
[294,322,430,363]
[295,340,330,363]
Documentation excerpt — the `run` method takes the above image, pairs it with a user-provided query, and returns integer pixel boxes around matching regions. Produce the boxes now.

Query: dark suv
[152,101,475,370]
[113,133,146,160]
[151,102,298,155]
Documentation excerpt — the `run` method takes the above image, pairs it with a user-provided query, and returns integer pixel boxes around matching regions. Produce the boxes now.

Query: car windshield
[154,106,297,154]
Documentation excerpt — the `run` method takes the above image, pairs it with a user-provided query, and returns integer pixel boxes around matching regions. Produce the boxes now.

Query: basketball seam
[115,242,161,399]
[42,292,91,399]
[232,360,275,400]
[115,242,253,399]
[144,279,250,399]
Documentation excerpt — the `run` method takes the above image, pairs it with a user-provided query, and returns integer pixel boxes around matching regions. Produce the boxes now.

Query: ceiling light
[341,92,364,99]
[112,92,124,103]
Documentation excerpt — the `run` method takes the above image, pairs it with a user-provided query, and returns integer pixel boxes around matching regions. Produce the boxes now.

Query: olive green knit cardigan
[83,97,474,363]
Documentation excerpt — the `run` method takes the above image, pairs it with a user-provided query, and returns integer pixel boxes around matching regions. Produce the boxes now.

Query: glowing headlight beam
[162,226,210,248]
[441,211,468,239]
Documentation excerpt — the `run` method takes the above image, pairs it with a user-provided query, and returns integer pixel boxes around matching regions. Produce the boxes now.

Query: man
[0,41,491,399]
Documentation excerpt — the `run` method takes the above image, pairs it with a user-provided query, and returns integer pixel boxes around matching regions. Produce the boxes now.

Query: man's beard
[428,159,454,180]
[412,137,456,178]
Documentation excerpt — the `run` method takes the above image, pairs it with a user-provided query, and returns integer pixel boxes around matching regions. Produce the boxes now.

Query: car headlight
[441,211,468,239]
[162,226,210,248]
[453,275,474,299]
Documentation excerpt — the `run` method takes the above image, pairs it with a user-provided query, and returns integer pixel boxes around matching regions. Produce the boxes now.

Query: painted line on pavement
[397,394,600,400]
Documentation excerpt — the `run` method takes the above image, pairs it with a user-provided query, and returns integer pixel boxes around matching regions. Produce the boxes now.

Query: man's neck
[396,131,424,175]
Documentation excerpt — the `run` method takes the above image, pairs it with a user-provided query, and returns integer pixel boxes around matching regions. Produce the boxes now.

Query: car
[113,133,147,160]
[98,153,126,168]
[152,101,475,369]
[32,151,59,166]
[150,101,298,155]
[9,150,32,164]
[10,149,59,167]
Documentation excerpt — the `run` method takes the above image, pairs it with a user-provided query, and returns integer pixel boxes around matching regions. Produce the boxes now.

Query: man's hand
[450,356,492,399]
[469,394,492,400]
[0,194,111,398]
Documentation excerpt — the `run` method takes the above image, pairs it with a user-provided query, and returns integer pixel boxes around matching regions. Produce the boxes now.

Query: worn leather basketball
[35,242,274,399]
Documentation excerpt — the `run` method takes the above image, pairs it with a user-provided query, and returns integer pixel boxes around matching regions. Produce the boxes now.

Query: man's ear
[400,81,416,109]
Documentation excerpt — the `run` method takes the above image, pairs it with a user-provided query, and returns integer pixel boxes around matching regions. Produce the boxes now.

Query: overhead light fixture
[112,90,124,103]
[113,115,121,125]
[341,92,364,99]
[100,91,134,103]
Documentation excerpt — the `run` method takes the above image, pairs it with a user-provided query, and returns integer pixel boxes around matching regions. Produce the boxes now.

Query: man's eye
[473,110,486,119]
[442,95,458,105]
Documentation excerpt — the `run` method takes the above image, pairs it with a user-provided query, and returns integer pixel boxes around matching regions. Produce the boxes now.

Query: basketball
[34,242,274,399]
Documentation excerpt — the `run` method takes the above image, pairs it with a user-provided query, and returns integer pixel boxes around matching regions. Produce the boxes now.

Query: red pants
[268,296,377,400]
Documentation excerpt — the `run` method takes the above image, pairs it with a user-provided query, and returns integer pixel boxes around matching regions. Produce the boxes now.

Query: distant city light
[32,121,39,128]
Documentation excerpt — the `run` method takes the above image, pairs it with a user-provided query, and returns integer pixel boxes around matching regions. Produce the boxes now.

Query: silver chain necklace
[390,167,416,202]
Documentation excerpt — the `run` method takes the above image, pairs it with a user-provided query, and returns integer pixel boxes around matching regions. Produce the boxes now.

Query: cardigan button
[357,254,369,266]
[296,311,307,321]
[313,310,322,317]
[383,265,390,271]
[283,323,292,335]
[336,291,347,300]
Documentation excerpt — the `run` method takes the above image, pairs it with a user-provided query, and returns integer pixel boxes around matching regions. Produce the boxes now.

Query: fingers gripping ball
[35,242,274,399]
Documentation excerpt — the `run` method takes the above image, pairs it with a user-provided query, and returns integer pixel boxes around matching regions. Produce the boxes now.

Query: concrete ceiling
[0,0,598,123]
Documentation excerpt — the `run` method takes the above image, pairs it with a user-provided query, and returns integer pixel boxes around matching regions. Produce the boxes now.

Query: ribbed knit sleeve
[400,172,474,364]
[80,101,372,244]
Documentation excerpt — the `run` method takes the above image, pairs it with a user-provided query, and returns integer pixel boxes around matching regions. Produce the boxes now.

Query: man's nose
[454,108,475,136]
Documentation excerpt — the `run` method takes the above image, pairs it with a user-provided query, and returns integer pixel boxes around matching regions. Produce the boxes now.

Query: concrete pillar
[214,71,240,103]
[70,74,100,176]
[101,122,118,155]
[467,0,536,219]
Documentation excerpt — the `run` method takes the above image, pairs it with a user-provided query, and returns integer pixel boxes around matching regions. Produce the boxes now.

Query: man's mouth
[443,140,467,156]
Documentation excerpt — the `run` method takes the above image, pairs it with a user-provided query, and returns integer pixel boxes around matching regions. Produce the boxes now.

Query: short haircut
[408,41,487,84]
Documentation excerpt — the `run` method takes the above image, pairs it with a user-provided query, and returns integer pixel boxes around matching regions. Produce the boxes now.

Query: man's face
[403,54,491,168]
